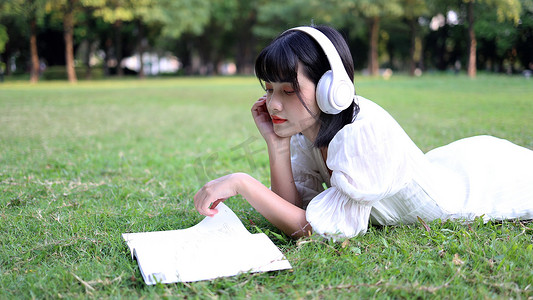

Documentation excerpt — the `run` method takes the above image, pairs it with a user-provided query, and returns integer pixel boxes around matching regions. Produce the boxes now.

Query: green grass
[1,74,532,299]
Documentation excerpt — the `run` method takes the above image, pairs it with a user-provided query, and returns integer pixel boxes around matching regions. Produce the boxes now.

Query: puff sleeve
[306,98,414,238]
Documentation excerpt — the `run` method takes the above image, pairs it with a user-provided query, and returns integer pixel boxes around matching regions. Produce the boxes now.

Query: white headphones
[287,26,355,114]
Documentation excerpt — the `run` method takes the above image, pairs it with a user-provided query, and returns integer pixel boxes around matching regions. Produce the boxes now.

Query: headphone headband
[286,26,349,81]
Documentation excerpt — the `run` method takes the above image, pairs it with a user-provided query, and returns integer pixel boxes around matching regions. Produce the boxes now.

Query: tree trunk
[137,20,145,78]
[83,7,94,80]
[29,17,40,83]
[235,10,257,75]
[84,41,93,80]
[197,33,213,75]
[64,0,77,83]
[467,0,477,78]
[408,18,417,76]
[436,25,448,70]
[368,16,380,76]
[2,45,12,76]
[181,39,193,75]
[103,37,112,76]
[236,37,253,74]
[114,21,124,77]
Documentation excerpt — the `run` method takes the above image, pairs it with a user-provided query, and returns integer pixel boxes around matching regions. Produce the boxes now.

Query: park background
[0,0,533,82]
[1,0,533,299]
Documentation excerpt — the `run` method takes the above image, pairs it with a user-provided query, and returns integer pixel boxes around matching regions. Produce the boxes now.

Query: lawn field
[1,74,532,298]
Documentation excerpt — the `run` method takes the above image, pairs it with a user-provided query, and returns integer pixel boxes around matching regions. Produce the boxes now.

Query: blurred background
[0,0,532,83]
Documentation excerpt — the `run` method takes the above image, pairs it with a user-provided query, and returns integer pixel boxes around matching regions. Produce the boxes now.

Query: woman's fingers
[193,187,217,216]
[193,175,239,217]
[252,98,267,114]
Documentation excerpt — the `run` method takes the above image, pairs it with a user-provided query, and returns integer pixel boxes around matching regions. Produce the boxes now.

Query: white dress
[291,96,533,238]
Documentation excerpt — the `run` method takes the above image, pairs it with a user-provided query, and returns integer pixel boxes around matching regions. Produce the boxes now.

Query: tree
[401,0,428,75]
[0,24,7,78]
[75,7,106,79]
[46,0,87,82]
[334,0,403,76]
[0,0,46,82]
[146,0,215,75]
[256,0,405,74]
[47,0,145,81]
[63,0,77,82]
[95,0,211,77]
[255,0,318,37]
[92,0,142,77]
[0,25,7,54]
[175,0,241,75]
[515,0,533,70]
[463,0,522,77]
[254,0,352,53]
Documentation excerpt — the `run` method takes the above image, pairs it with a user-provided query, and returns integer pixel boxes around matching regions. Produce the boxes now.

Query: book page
[122,203,292,284]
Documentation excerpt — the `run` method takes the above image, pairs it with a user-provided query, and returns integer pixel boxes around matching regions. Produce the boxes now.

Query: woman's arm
[251,97,302,207]
[267,138,303,207]
[194,173,311,238]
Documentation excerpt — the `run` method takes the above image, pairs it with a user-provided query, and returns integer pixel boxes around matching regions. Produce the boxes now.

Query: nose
[267,92,282,112]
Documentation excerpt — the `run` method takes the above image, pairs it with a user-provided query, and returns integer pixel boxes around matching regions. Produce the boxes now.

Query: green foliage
[491,0,523,23]
[148,0,211,38]
[91,0,136,23]
[255,0,318,38]
[0,75,532,298]
[0,24,7,53]
[461,0,522,23]
[476,5,519,57]
[2,0,533,77]
[0,0,46,19]
[343,0,404,18]
[402,0,429,19]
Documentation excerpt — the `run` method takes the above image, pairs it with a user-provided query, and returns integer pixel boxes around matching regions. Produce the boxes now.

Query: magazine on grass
[122,203,292,285]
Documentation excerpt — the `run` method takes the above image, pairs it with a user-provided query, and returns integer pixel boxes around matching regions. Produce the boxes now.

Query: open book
[122,203,292,285]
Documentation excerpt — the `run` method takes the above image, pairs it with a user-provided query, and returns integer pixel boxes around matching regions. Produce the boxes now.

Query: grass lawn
[1,74,532,298]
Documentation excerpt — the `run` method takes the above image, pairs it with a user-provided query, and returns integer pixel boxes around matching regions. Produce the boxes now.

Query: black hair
[255,25,359,148]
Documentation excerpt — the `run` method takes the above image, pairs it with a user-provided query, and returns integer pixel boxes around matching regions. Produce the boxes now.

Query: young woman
[194,25,533,239]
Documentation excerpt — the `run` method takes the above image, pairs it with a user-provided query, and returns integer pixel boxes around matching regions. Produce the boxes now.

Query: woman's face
[265,63,321,141]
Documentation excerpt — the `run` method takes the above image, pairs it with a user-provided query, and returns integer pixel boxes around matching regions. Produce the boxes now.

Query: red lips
[271,115,287,124]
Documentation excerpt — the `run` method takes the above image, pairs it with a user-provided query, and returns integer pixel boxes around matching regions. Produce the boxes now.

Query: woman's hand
[194,172,310,237]
[194,173,243,217]
[252,95,288,145]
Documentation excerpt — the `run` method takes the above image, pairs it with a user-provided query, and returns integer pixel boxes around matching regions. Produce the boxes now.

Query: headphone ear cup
[316,70,353,114]
[316,70,337,114]
[332,80,355,112]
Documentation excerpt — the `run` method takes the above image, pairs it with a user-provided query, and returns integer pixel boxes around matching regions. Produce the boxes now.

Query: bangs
[255,36,300,89]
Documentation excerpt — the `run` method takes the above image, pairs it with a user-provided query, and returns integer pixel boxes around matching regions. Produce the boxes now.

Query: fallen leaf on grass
[452,253,465,265]
[341,239,349,248]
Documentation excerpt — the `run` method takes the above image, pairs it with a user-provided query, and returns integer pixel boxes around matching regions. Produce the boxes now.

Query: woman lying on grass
[194,25,533,239]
